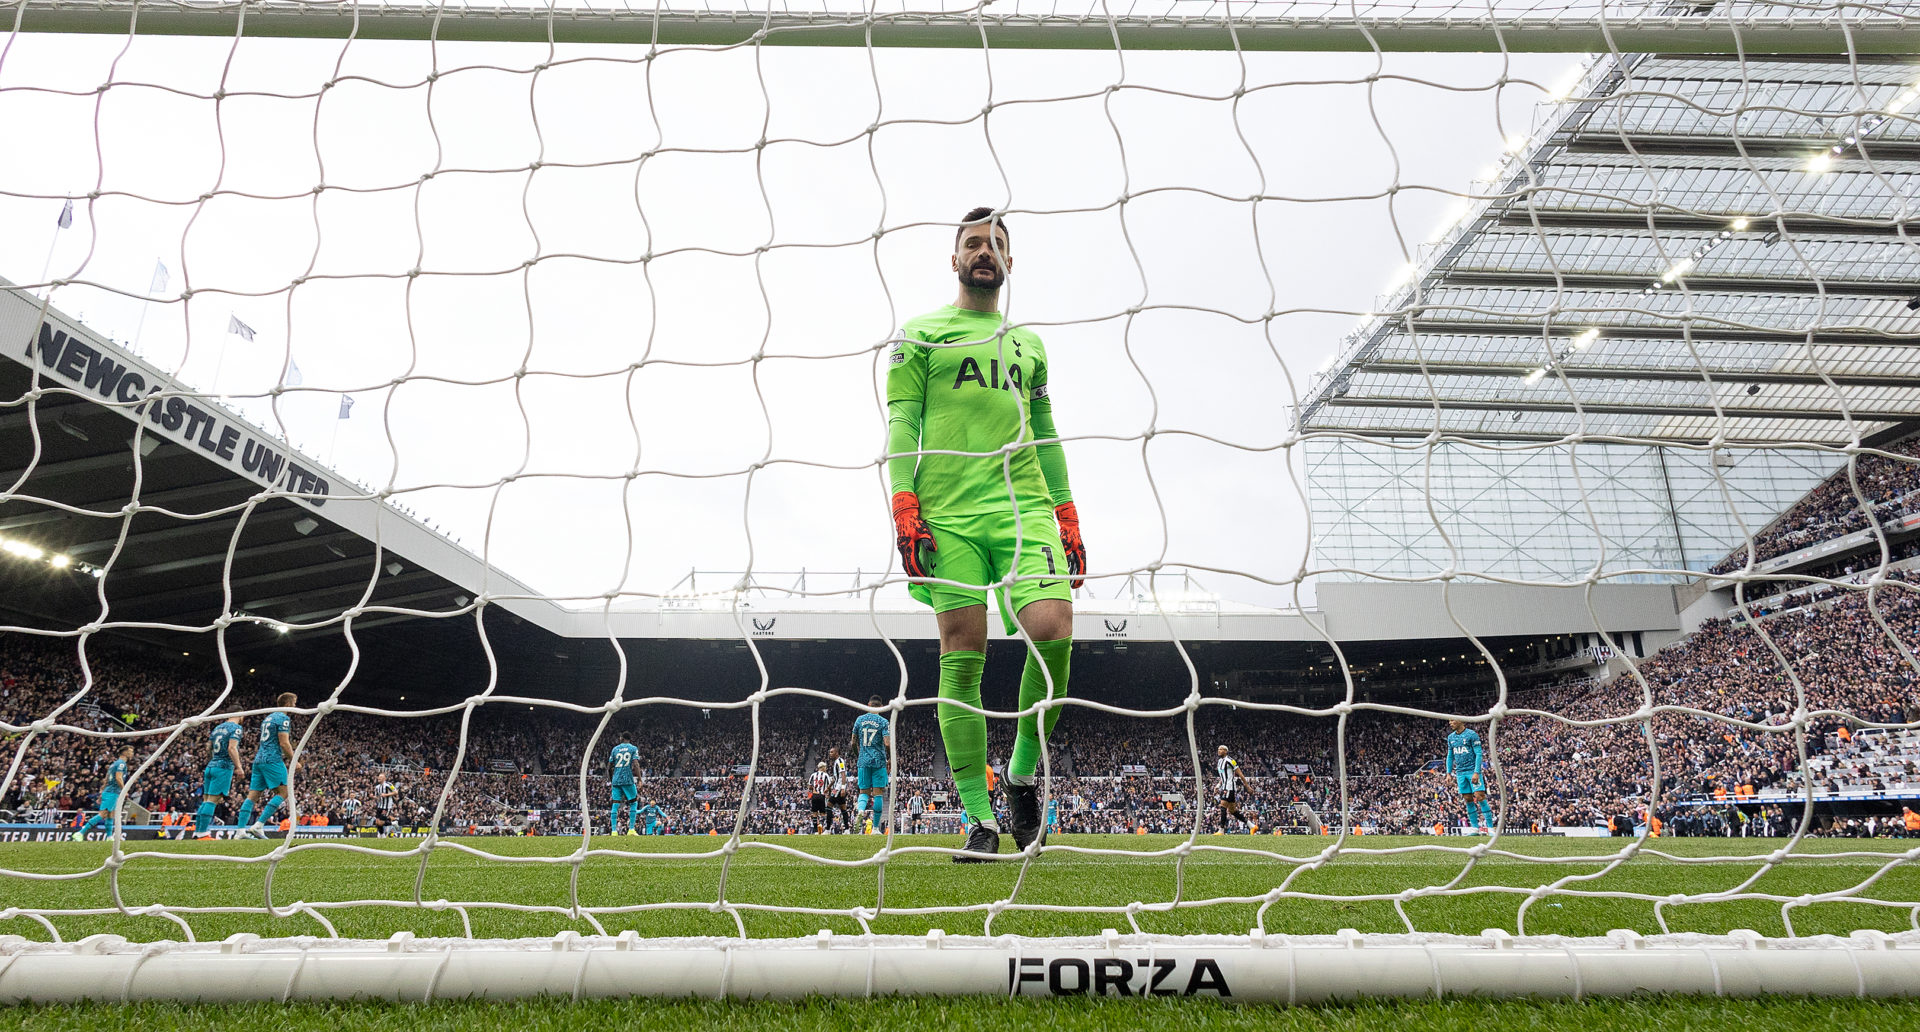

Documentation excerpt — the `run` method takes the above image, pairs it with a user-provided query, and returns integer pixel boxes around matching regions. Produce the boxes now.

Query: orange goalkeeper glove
[891,491,937,579]
[1054,501,1086,589]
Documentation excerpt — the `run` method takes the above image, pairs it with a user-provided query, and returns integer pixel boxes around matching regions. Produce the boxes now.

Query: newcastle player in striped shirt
[808,763,833,834]
[1216,746,1251,833]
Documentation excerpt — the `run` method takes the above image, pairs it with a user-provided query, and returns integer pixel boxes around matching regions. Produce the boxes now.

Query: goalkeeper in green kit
[887,207,1085,861]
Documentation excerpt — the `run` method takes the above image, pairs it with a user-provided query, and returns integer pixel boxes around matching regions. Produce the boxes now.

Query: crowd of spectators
[5,565,1918,836]
[1729,541,1920,620]
[1711,436,1920,574]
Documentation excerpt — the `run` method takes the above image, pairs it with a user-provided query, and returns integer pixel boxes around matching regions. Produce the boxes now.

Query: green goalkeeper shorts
[910,507,1073,633]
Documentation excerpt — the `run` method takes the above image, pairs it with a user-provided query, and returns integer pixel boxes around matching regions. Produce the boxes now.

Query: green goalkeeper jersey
[886,305,1072,516]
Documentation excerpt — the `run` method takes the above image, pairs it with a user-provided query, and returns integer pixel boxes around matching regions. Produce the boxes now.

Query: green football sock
[937,650,993,824]
[1008,637,1072,781]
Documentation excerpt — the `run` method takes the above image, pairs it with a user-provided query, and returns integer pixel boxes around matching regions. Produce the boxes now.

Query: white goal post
[8,0,1920,53]
[7,0,1920,1005]
[5,931,1920,1003]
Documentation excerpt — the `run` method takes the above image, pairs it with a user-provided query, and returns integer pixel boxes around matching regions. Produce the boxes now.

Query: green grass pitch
[4,834,1919,1028]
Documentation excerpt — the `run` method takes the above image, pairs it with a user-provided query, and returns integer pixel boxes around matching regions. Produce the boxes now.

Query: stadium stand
[1711,436,1920,574]
[7,563,1916,837]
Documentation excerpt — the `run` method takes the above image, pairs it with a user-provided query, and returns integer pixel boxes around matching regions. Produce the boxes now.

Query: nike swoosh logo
[952,764,974,775]
[1039,581,1061,588]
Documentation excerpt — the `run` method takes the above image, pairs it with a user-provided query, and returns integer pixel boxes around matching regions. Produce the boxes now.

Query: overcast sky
[0,27,1571,608]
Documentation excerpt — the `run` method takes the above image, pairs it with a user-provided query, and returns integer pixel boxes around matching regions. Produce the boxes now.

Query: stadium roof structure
[1297,49,1920,446]
[3,278,1686,667]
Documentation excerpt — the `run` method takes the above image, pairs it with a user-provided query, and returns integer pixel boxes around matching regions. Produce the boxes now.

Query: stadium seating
[3,570,1915,835]
[1710,436,1920,573]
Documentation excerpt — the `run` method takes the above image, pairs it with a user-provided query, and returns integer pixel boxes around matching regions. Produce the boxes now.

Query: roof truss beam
[1440,268,1920,298]
[1355,360,1920,390]
[1385,318,1911,347]
[103,555,397,614]
[115,530,364,581]
[0,479,261,533]
[0,396,94,432]
[0,450,138,485]
[68,507,303,558]
[1559,134,1920,163]
[235,570,445,613]
[1317,395,1920,421]
[275,587,466,625]
[1492,211,1916,238]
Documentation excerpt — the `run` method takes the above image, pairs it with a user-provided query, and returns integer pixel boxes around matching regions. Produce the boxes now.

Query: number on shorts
[1041,545,1056,574]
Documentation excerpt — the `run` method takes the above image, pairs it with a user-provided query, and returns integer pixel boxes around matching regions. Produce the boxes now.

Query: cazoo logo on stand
[1102,618,1128,640]
[750,617,778,638]
[1009,956,1230,997]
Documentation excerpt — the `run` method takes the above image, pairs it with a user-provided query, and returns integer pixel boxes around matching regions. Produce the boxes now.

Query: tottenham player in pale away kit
[1443,719,1492,834]
[195,715,246,839]
[72,744,134,840]
[851,697,892,832]
[608,733,642,835]
[887,207,1086,861]
[237,692,298,838]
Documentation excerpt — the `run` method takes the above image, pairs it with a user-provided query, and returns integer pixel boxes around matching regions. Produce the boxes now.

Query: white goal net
[3,0,1920,1003]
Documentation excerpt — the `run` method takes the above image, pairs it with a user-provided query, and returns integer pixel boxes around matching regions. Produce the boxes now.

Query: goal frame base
[4,929,1919,1003]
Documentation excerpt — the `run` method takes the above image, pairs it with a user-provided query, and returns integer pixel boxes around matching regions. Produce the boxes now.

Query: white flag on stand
[338,394,355,420]
[148,261,169,295]
[227,315,256,342]
[286,360,304,387]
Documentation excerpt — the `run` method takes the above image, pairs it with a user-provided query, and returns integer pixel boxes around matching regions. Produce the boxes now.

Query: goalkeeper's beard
[958,262,1005,291]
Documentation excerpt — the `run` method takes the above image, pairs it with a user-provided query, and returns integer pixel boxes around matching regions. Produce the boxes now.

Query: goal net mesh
[2,0,1919,1000]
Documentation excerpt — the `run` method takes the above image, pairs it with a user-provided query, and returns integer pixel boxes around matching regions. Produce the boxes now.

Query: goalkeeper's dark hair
[957,206,1008,245]
[868,696,884,708]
